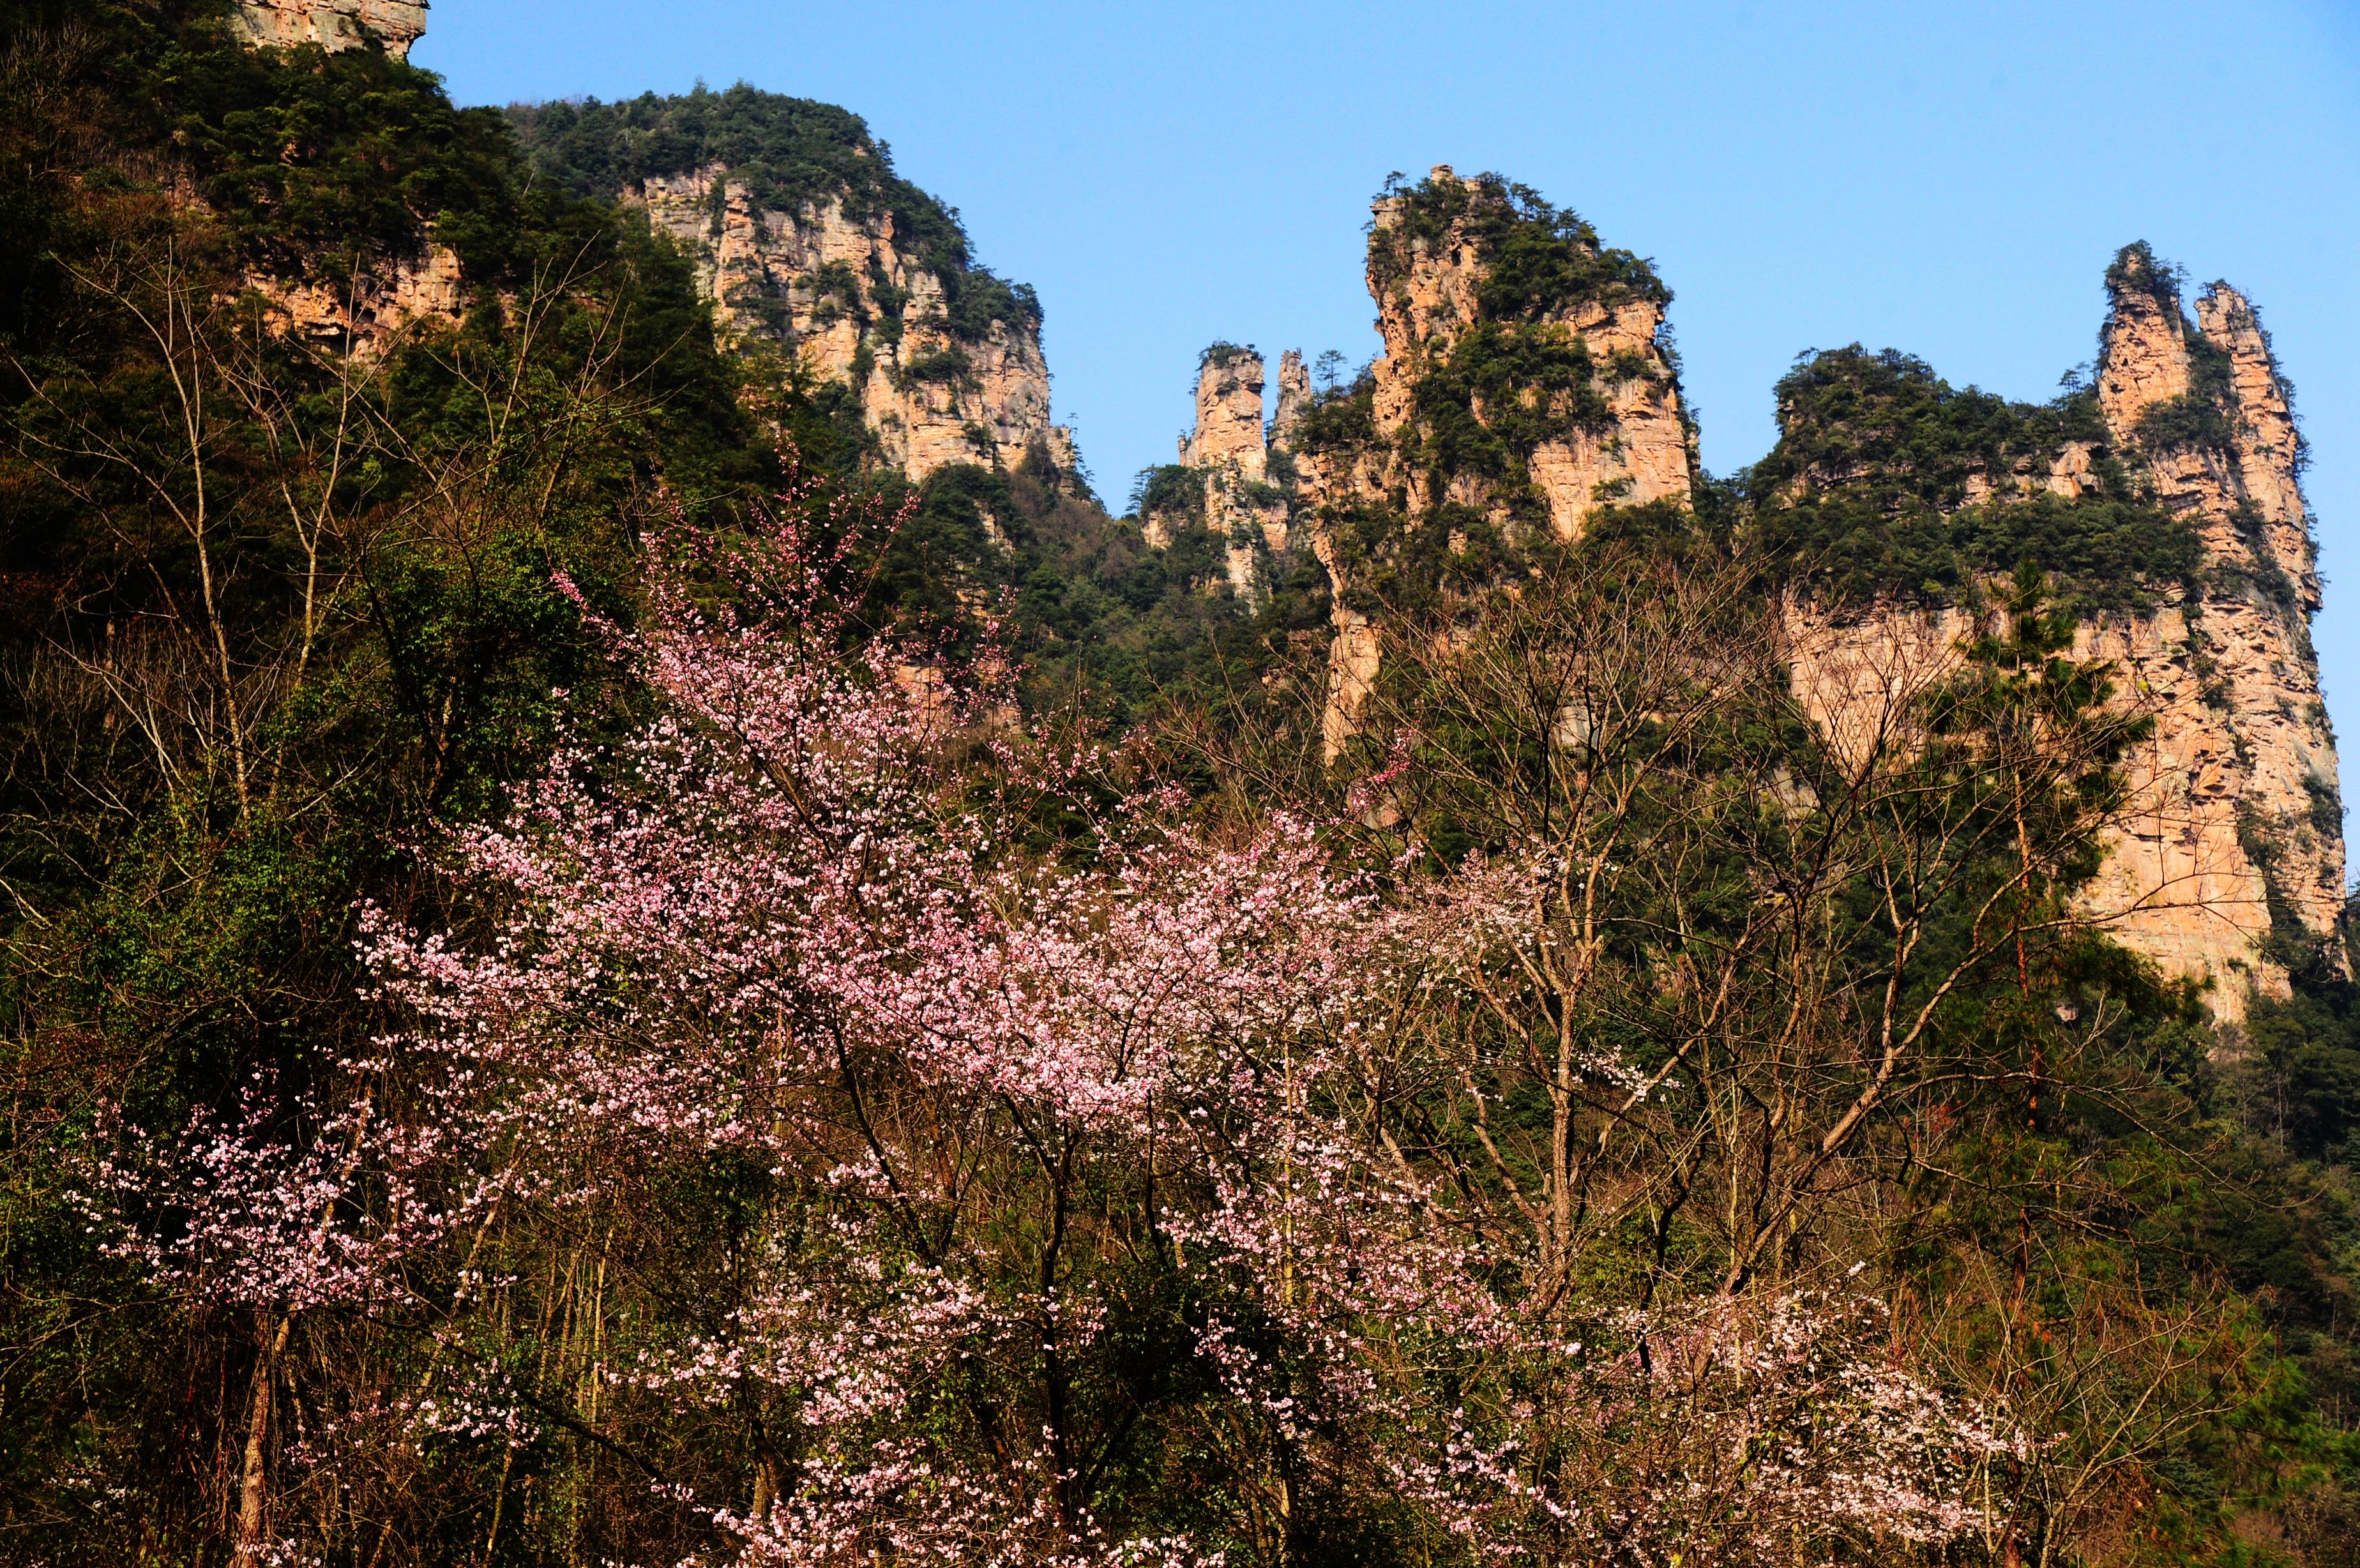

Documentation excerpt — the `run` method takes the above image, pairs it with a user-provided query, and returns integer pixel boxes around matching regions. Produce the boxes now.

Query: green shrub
[900,344,972,385]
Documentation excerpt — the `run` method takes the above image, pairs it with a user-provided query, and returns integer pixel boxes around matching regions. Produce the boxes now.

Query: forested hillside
[5,7,2360,1568]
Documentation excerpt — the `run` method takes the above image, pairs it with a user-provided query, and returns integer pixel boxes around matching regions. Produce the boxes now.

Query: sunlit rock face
[1296,165,1693,756]
[1271,349,1312,451]
[1785,246,2342,1020]
[234,0,428,57]
[626,163,1074,481]
[1138,344,1301,603]
[2085,253,2341,1011]
[245,245,465,356]
[1288,167,2340,1015]
[1353,168,1692,539]
[1181,347,1268,477]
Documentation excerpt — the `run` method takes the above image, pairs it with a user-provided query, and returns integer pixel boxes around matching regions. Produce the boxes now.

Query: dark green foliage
[506,84,1042,342]
[1,3,528,283]
[1130,462,1207,522]
[2105,239,2182,310]
[1756,346,2108,497]
[507,84,879,228]
[1405,320,1608,516]
[1372,169,1668,320]
[1288,368,1377,456]
[5,17,2360,1558]
[2134,389,2239,454]
[1304,171,1687,574]
[1964,493,2202,597]
[167,34,524,268]
[2248,974,2360,1162]
[858,453,1328,732]
[1749,345,2200,609]
[0,3,181,347]
[900,343,973,385]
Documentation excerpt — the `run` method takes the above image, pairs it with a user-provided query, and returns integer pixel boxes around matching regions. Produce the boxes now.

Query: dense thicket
[1266,173,2360,1568]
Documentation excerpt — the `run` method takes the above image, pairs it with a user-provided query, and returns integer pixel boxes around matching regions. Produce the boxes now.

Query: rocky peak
[1365,166,1491,432]
[2097,242,2193,432]
[620,163,1073,481]
[1354,167,1691,538]
[1144,343,1294,601]
[2194,282,2315,607]
[234,0,428,57]
[2090,247,2343,1003]
[1271,349,1312,449]
[1181,345,1268,477]
[1777,244,2343,1018]
[1295,168,1693,752]
[509,90,1076,485]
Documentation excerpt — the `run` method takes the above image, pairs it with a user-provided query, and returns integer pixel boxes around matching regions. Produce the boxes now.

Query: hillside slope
[7,10,2360,1568]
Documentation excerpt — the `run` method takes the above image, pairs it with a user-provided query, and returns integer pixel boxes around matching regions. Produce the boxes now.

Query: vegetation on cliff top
[2105,241,2248,458]
[507,84,1043,342]
[1291,170,1688,569]
[1370,168,1670,319]
[0,0,547,342]
[1748,345,2202,610]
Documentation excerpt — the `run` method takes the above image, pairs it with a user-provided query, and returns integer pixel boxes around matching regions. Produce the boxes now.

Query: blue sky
[417,0,2360,854]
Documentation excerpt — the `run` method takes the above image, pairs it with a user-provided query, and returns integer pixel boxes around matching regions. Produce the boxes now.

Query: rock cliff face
[1292,167,1695,752]
[2086,252,2340,1008]
[1271,349,1312,450]
[234,0,428,56]
[228,6,459,347]
[624,163,1073,481]
[1270,168,2338,1016]
[1354,171,1691,537]
[1143,345,1295,599]
[1180,347,1269,476]
[247,244,465,356]
[1780,246,2341,1018]
[227,57,1073,484]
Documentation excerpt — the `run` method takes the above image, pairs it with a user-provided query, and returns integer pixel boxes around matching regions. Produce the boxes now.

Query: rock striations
[1785,249,2340,1018]
[2076,253,2338,1008]
[215,6,2347,1021]
[1140,345,1303,601]
[624,164,1074,481]
[248,245,465,357]
[1352,169,1692,538]
[1271,349,1312,450]
[230,20,1078,485]
[1179,347,1269,476]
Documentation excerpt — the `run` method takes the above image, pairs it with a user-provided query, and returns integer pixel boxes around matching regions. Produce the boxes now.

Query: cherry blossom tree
[86,481,2019,1567]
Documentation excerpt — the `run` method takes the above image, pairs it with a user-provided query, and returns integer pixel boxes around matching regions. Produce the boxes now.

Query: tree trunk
[234,1315,292,1560]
